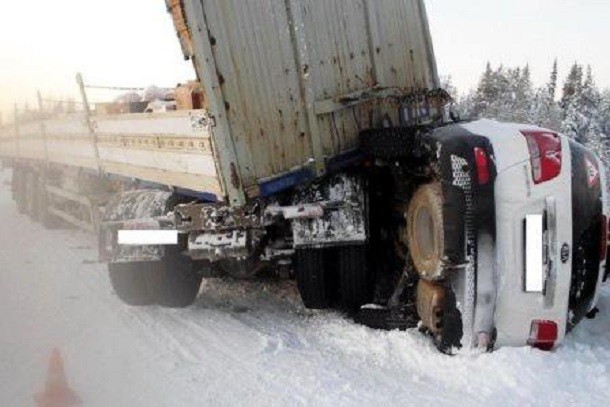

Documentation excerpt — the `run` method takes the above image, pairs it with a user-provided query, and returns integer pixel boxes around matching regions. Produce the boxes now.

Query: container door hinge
[191,112,216,132]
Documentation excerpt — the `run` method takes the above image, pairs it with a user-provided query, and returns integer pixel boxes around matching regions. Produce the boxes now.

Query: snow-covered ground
[0,168,609,407]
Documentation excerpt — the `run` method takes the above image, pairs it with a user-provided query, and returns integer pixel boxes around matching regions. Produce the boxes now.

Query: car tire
[406,182,444,280]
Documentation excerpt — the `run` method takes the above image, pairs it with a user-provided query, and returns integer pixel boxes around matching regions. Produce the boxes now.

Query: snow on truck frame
[0,0,607,353]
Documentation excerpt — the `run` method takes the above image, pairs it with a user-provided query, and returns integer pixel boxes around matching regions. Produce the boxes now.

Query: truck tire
[109,253,202,308]
[337,245,373,310]
[406,183,445,280]
[295,249,335,309]
[156,250,203,308]
[108,262,159,306]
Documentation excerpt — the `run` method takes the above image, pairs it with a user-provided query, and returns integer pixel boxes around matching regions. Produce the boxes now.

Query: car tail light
[474,147,490,185]
[601,214,608,261]
[521,131,562,184]
[527,320,558,351]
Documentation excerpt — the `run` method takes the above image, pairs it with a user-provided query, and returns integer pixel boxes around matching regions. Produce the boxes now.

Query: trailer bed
[0,109,222,197]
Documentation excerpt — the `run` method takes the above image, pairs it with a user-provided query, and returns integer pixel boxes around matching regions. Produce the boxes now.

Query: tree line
[445,61,610,163]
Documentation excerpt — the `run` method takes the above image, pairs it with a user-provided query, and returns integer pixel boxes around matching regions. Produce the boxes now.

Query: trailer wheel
[11,167,20,203]
[295,249,335,309]
[31,175,45,223]
[406,183,444,280]
[108,262,158,306]
[109,255,202,308]
[156,250,203,308]
[24,170,38,218]
[36,177,62,229]
[337,245,373,310]
[15,168,28,215]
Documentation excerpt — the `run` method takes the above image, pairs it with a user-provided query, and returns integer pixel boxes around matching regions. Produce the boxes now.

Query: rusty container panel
[200,0,312,188]
[180,0,439,202]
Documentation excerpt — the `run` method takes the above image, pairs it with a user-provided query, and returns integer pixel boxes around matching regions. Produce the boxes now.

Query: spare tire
[406,183,444,280]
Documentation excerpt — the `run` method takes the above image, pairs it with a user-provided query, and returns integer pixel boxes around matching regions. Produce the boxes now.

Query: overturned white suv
[360,119,608,352]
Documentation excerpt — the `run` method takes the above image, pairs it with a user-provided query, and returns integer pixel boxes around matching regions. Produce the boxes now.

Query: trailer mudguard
[99,190,179,263]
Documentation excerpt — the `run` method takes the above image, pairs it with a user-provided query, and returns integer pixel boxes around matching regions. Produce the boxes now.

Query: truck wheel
[295,249,335,309]
[406,183,444,280]
[108,262,158,306]
[337,245,374,310]
[156,250,203,308]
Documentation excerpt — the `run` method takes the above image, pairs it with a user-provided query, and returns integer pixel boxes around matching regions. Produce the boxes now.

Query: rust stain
[230,162,241,189]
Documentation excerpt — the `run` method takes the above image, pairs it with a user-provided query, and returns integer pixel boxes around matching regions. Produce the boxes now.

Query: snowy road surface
[0,168,609,407]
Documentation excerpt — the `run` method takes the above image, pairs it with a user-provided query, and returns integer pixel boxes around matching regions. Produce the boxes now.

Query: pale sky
[1,0,609,123]
[427,0,610,93]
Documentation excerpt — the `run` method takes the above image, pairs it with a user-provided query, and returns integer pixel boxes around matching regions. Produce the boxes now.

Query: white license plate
[524,214,544,292]
[117,230,179,245]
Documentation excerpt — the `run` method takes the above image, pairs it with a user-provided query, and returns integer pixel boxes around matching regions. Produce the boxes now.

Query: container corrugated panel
[184,0,439,199]
[201,0,311,189]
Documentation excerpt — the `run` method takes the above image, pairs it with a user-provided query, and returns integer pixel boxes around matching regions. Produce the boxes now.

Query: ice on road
[0,168,609,406]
